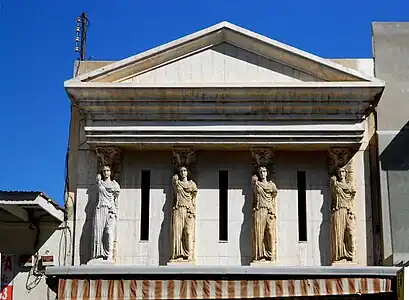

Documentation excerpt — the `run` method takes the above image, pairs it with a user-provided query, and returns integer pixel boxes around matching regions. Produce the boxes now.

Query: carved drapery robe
[331,178,356,262]
[92,178,120,260]
[252,179,278,262]
[170,178,198,261]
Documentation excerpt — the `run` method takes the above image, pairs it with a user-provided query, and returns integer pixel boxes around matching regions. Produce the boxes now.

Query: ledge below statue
[87,258,115,265]
[166,260,196,267]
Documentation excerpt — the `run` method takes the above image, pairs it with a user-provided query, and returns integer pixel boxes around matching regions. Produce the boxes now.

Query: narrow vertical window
[140,170,151,241]
[219,170,228,241]
[297,171,307,242]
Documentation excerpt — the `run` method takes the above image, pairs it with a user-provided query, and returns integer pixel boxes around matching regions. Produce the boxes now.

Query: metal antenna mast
[74,12,89,61]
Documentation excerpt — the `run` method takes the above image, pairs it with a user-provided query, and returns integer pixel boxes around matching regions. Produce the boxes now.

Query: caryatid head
[179,166,188,180]
[258,166,268,180]
[337,167,347,181]
[102,165,112,180]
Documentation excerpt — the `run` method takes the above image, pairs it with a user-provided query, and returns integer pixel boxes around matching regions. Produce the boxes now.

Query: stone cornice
[66,84,383,122]
[83,124,365,146]
[65,82,384,101]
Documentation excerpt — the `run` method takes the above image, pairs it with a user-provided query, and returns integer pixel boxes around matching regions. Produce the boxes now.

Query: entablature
[66,83,383,123]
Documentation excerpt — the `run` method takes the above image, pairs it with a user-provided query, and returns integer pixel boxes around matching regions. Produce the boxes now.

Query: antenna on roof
[74,12,89,61]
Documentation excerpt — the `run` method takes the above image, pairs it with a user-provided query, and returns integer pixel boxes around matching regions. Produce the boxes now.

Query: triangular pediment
[118,43,321,84]
[66,21,383,85]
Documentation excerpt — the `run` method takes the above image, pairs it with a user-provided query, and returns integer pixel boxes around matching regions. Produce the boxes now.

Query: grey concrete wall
[373,22,409,265]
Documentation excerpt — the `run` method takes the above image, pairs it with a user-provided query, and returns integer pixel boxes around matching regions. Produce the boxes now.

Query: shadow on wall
[379,121,409,265]
[239,186,252,265]
[380,121,409,171]
[212,43,316,82]
[79,184,96,265]
[158,180,172,265]
[394,260,409,267]
[319,186,332,266]
[364,144,378,266]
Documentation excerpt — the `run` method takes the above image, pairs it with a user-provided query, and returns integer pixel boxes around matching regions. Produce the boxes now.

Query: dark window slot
[219,170,228,241]
[140,170,151,241]
[297,170,307,242]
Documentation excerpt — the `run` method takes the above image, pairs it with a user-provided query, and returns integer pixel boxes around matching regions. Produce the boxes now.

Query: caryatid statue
[92,165,120,261]
[330,166,356,263]
[252,166,278,262]
[170,166,198,262]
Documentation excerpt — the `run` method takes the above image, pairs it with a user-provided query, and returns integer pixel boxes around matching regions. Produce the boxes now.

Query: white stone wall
[73,149,373,266]
[275,151,331,266]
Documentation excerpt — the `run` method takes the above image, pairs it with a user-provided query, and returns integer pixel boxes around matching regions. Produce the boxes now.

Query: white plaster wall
[274,151,331,266]
[73,149,98,265]
[353,149,373,266]
[121,43,320,84]
[74,149,373,267]
[116,151,172,266]
[194,151,253,265]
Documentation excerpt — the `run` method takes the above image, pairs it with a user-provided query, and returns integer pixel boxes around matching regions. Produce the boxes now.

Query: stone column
[327,147,357,265]
[250,148,278,265]
[168,147,198,264]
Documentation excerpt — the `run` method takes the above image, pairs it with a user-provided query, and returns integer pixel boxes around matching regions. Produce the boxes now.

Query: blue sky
[0,0,408,205]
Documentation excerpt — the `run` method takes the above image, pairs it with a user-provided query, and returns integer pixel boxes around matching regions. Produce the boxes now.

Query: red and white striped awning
[58,278,393,299]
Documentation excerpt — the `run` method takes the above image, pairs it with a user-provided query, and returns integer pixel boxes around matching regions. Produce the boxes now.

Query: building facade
[63,21,386,268]
[2,21,406,299]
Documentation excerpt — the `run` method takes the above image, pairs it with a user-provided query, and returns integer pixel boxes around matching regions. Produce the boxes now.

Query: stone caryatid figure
[330,166,356,263]
[92,165,120,261]
[252,166,278,262]
[170,166,198,262]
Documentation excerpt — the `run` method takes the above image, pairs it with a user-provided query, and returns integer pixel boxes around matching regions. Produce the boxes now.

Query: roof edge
[65,21,384,85]
[222,22,381,83]
[66,21,227,84]
[65,81,385,90]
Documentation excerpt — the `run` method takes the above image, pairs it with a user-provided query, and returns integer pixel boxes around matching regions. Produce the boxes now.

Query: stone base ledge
[331,260,358,267]
[250,261,277,267]
[87,258,115,265]
[167,260,196,267]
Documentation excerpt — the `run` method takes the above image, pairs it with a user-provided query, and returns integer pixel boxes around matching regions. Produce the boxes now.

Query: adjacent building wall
[0,214,65,300]
[373,22,409,266]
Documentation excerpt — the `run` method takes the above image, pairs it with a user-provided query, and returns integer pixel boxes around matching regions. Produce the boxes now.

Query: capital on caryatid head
[327,147,354,184]
[95,147,122,181]
[251,147,275,180]
[172,147,197,177]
